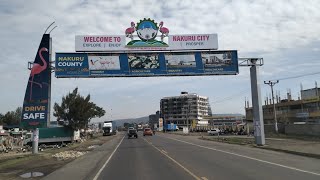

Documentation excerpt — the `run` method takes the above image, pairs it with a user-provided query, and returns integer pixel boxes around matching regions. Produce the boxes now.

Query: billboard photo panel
[202,51,233,67]
[88,55,121,70]
[201,51,238,75]
[165,53,196,68]
[128,54,160,69]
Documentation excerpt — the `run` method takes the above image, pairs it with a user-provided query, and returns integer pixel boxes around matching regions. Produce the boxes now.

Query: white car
[207,129,221,136]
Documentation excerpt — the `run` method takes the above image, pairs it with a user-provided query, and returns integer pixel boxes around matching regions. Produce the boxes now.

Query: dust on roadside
[0,133,115,180]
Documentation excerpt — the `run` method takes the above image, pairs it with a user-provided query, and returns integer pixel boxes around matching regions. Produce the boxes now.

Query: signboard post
[158,118,163,131]
[250,60,265,145]
[183,127,189,134]
[32,128,39,154]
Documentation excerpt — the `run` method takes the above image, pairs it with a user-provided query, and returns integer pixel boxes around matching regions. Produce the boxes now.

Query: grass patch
[254,146,320,159]
[266,133,320,141]
[0,154,41,170]
[200,137,254,145]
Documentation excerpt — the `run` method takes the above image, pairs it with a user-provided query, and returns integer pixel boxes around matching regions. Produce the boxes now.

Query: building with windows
[204,114,245,126]
[245,87,320,124]
[160,92,211,127]
[149,111,160,127]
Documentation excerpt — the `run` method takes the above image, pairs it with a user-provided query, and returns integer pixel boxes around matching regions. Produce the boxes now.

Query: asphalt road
[96,132,193,180]
[95,132,320,180]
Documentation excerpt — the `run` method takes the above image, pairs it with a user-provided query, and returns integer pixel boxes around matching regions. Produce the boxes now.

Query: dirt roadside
[0,134,115,180]
[162,131,320,159]
[198,135,320,159]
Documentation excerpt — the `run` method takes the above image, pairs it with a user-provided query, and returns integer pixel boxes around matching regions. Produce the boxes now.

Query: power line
[212,88,249,104]
[212,71,320,104]
[269,71,320,81]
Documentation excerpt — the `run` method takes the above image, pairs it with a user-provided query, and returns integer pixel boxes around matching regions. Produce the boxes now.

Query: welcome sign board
[75,18,218,51]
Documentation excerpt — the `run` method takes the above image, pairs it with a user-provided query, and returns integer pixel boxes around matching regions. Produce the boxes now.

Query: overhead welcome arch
[21,18,239,130]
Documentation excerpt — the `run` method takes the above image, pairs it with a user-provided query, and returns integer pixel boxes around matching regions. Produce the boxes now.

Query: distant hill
[112,116,149,127]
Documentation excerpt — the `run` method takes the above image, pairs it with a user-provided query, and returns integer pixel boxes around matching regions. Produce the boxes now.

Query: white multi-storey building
[160,92,211,127]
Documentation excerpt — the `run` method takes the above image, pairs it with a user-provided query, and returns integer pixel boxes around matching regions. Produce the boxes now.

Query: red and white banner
[168,34,218,50]
[75,35,126,51]
[75,34,218,52]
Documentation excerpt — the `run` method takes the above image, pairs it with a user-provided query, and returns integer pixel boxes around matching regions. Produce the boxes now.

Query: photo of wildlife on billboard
[128,54,160,69]
[88,55,121,70]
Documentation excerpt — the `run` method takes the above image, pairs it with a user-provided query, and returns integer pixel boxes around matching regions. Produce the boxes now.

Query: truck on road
[165,124,179,131]
[137,124,143,131]
[103,121,116,136]
[24,127,80,146]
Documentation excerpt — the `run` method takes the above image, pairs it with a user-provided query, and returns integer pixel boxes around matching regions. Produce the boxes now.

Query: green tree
[123,122,129,128]
[53,88,105,130]
[0,113,3,125]
[0,107,22,126]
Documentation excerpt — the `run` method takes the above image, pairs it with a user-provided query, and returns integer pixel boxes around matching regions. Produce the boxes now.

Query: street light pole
[184,97,191,133]
[186,105,189,131]
[110,108,112,121]
[188,102,191,131]
[264,80,279,133]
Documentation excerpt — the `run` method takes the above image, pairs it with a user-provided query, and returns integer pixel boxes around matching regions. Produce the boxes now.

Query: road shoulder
[42,133,124,180]
[157,132,320,174]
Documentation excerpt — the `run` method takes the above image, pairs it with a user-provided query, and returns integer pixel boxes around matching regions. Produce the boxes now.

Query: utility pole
[186,101,190,133]
[32,128,39,154]
[188,102,191,131]
[184,97,191,133]
[110,108,113,121]
[186,106,188,132]
[264,80,279,133]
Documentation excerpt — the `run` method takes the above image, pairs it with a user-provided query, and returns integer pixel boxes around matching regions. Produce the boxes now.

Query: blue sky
[1,0,320,122]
